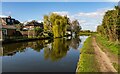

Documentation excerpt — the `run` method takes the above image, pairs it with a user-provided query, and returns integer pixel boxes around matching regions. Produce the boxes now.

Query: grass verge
[79,32,97,36]
[95,34,120,72]
[95,34,120,56]
[76,36,99,72]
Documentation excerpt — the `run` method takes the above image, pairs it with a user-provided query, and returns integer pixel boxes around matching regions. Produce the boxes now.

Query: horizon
[1,2,118,31]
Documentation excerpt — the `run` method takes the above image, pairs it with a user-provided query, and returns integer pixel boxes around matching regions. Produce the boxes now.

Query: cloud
[78,12,104,18]
[70,7,114,31]
[78,20,87,24]
[51,8,113,31]
[52,11,74,20]
[77,8,114,18]
[52,11,69,16]
[38,20,43,23]
[0,15,8,18]
[52,11,87,23]
[52,8,114,19]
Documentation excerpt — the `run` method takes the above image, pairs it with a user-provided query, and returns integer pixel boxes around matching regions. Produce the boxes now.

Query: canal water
[2,36,88,72]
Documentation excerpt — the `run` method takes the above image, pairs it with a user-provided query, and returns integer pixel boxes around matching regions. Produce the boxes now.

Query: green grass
[76,36,99,72]
[79,32,97,36]
[95,34,120,72]
[95,34,120,56]
[79,32,92,36]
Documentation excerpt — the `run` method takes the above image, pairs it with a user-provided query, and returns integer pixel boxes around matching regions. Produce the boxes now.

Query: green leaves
[97,6,120,43]
[43,13,74,38]
[71,20,81,35]
[34,27,43,37]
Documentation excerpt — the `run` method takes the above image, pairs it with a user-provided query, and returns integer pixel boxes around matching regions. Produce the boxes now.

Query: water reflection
[44,38,69,61]
[2,36,88,72]
[3,36,81,60]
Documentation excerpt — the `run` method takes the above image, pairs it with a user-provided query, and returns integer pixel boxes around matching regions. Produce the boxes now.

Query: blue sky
[2,2,118,31]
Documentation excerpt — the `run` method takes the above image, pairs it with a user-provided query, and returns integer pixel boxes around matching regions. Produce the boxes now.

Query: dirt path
[96,39,119,66]
[92,37,117,72]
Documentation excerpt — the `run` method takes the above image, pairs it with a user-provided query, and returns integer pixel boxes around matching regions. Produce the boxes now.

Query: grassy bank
[76,36,99,72]
[95,34,120,72]
[95,34,120,56]
[79,32,92,36]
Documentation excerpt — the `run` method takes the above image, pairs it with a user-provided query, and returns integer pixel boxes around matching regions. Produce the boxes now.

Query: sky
[1,2,118,31]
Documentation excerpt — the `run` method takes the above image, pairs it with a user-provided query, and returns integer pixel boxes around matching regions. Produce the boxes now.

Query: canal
[2,36,88,72]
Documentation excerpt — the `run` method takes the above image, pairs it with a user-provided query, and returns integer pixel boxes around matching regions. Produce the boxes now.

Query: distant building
[0,16,20,41]
[22,20,44,37]
[23,20,43,30]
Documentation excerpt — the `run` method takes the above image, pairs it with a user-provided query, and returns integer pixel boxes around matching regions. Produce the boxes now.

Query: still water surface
[2,36,88,72]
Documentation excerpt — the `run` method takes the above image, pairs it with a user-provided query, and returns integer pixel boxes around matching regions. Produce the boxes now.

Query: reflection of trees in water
[3,36,81,57]
[44,38,69,61]
[27,41,44,52]
[44,36,81,61]
[3,43,28,56]
[69,36,81,50]
[0,47,3,56]
[3,40,47,56]
[3,39,53,56]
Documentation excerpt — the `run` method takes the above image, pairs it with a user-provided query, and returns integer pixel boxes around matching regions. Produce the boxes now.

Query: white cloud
[52,11,74,20]
[78,12,104,18]
[77,8,114,18]
[53,11,69,16]
[52,11,87,23]
[70,7,115,31]
[38,20,43,23]
[78,20,87,24]
[52,8,114,20]
[0,15,8,18]
[51,8,114,31]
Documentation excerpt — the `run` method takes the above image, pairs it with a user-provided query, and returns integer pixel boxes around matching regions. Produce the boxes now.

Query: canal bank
[76,35,118,72]
[76,36,99,72]
[1,34,73,44]
[2,36,52,44]
[95,35,120,72]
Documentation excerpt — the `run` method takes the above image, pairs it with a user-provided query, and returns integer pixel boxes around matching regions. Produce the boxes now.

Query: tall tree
[72,20,81,35]
[97,6,120,42]
[43,13,81,38]
[43,15,51,32]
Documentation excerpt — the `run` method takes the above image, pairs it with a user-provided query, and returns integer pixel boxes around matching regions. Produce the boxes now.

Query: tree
[43,15,51,32]
[97,6,120,42]
[72,20,81,35]
[34,27,43,37]
[43,13,69,38]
